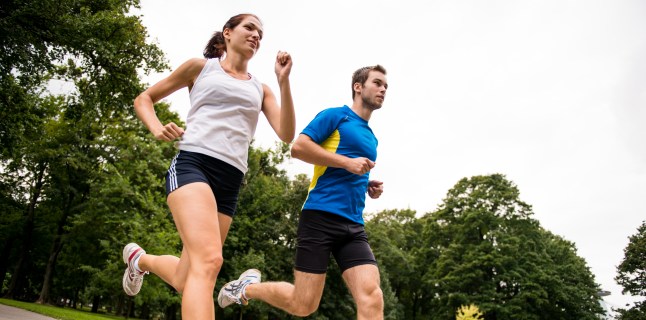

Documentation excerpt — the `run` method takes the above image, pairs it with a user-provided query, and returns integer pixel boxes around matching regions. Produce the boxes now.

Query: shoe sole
[123,268,136,296]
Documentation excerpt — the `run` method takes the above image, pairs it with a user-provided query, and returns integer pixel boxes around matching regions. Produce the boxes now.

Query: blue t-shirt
[301,105,378,225]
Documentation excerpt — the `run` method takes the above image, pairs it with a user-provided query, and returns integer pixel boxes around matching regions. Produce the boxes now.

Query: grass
[0,298,135,320]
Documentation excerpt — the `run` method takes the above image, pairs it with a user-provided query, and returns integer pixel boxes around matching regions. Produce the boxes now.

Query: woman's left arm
[262,51,295,143]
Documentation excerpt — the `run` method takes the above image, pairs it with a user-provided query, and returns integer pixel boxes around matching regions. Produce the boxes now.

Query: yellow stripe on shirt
[307,129,341,193]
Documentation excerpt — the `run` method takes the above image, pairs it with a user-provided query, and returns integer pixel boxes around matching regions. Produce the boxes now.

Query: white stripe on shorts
[168,154,179,192]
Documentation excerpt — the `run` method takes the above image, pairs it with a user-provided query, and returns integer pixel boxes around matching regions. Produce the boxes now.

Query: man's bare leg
[343,264,384,320]
[243,270,326,317]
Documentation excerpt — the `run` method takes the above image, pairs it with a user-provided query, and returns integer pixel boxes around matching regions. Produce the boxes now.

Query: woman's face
[225,15,264,57]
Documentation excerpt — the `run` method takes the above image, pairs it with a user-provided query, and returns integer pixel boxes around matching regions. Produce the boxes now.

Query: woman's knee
[172,252,223,293]
[201,252,224,273]
[190,251,224,279]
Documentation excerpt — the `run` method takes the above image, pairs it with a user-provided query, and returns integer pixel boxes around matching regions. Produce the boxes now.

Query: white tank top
[179,59,263,173]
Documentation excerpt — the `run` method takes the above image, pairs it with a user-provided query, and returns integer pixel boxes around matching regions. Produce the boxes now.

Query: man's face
[361,71,388,110]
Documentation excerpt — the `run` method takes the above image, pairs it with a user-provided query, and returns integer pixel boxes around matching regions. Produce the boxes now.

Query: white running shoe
[122,243,148,296]
[217,269,262,308]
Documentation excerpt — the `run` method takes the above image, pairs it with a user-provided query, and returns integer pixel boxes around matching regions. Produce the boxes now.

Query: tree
[366,209,420,319]
[61,101,183,318]
[0,0,165,155]
[615,221,646,319]
[1,95,62,300]
[1,0,166,304]
[419,174,604,320]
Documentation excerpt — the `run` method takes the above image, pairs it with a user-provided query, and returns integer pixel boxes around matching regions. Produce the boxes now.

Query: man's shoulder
[315,105,350,117]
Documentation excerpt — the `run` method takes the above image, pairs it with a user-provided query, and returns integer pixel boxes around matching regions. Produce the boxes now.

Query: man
[218,65,388,319]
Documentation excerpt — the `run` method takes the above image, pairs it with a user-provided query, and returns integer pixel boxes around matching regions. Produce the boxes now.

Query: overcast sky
[134,0,645,309]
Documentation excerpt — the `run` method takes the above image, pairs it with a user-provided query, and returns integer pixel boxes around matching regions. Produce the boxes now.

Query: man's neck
[350,102,373,121]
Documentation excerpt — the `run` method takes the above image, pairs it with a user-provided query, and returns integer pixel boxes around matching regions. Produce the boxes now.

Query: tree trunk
[73,288,79,309]
[165,303,178,320]
[36,196,71,304]
[126,298,134,319]
[116,295,125,316]
[3,162,46,299]
[91,295,100,313]
[140,303,150,319]
[0,237,16,293]
[35,227,64,304]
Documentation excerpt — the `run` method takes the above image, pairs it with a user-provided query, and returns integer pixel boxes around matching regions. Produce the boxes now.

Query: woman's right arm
[134,58,206,141]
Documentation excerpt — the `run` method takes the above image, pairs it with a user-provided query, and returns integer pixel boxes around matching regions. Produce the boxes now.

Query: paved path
[0,304,56,320]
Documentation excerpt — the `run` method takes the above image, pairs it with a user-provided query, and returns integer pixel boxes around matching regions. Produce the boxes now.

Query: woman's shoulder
[169,58,209,83]
[180,58,208,71]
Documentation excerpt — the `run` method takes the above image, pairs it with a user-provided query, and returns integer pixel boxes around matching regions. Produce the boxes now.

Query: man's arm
[291,134,375,175]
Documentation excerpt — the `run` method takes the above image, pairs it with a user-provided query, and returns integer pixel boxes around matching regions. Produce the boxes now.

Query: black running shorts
[165,150,244,217]
[295,209,378,274]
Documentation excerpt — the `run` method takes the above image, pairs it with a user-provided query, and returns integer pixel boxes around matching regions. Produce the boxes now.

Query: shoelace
[224,280,253,304]
[128,271,144,283]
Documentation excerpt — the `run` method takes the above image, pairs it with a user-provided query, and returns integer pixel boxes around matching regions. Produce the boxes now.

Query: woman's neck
[219,55,250,80]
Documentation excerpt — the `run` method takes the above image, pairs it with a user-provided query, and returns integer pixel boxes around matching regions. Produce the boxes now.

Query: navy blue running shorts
[294,209,378,274]
[165,150,244,217]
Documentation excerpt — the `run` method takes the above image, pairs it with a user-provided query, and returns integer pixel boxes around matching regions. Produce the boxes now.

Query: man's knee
[360,286,384,311]
[291,301,320,317]
[372,286,384,303]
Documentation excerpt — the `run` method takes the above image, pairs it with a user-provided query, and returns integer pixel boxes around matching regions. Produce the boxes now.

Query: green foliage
[66,101,183,317]
[419,174,604,320]
[615,302,646,320]
[615,221,646,318]
[0,0,168,312]
[1,0,166,157]
[1,0,166,81]
[0,76,49,158]
[366,209,422,319]
[380,267,405,319]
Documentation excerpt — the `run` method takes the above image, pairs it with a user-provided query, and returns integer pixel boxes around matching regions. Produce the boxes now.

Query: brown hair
[351,65,387,99]
[203,13,262,59]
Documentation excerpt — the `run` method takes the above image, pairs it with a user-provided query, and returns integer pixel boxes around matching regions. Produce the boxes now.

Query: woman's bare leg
[138,213,232,293]
[160,182,225,320]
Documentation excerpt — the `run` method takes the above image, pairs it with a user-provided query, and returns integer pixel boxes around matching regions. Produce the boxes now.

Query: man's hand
[345,157,375,175]
[367,180,383,199]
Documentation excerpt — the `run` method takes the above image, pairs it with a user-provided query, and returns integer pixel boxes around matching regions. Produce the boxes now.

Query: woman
[122,13,295,319]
